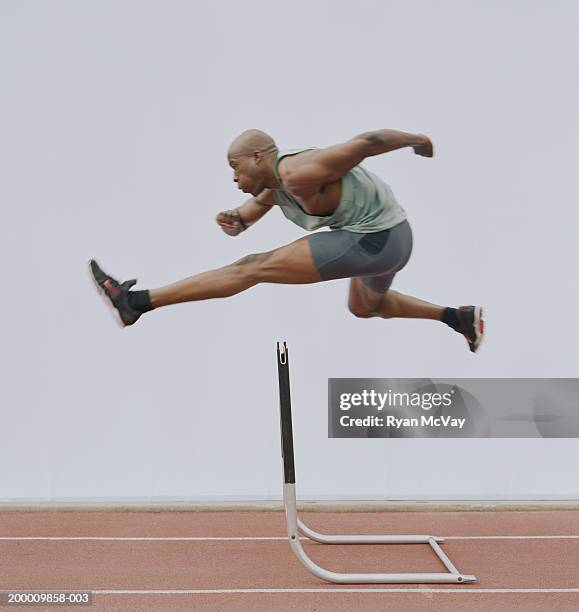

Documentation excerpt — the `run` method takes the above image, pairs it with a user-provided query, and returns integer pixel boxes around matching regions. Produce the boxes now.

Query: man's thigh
[308,222,412,285]
[253,236,322,284]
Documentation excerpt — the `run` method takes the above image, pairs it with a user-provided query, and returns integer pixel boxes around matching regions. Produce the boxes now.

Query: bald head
[226,129,279,196]
[228,129,277,158]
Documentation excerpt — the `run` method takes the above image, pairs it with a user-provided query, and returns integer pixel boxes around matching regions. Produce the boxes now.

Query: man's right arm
[216,189,276,236]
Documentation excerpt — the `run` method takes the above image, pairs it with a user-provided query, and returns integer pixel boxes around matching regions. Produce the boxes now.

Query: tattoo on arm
[359,129,424,157]
[365,132,384,144]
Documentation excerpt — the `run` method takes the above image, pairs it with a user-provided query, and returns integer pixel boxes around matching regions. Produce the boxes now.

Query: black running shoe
[456,306,484,353]
[89,259,141,327]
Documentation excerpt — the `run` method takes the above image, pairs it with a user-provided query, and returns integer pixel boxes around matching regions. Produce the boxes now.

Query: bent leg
[348,279,485,352]
[348,278,444,320]
[150,236,321,308]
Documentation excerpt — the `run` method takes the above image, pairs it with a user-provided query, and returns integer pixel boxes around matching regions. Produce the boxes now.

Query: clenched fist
[216,209,246,236]
[412,134,434,158]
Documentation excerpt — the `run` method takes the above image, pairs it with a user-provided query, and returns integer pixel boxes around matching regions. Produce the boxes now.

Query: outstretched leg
[89,236,321,326]
[149,236,320,308]
[347,278,484,352]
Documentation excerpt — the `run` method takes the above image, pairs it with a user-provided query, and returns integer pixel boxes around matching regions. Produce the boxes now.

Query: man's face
[228,153,264,196]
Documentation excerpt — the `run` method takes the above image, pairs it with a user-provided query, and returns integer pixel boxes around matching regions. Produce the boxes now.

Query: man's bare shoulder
[277,150,336,200]
[277,150,319,182]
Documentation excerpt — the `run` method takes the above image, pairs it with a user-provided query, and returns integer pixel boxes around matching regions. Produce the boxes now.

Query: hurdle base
[284,484,476,585]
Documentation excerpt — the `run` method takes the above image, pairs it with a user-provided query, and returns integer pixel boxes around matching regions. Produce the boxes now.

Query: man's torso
[270,148,407,233]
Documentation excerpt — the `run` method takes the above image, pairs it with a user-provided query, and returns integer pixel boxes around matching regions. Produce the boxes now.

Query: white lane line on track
[444,535,579,540]
[0,535,578,541]
[0,536,286,541]
[93,588,579,594]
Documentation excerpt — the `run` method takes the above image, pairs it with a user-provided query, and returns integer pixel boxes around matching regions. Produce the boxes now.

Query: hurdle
[276,341,476,584]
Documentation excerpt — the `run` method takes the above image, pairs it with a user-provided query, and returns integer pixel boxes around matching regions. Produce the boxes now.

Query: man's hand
[216,209,246,236]
[412,134,434,158]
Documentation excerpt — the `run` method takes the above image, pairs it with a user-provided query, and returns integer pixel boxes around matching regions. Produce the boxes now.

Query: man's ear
[253,150,262,164]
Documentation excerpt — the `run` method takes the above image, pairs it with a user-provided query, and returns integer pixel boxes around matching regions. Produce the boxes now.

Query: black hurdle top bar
[276,341,295,484]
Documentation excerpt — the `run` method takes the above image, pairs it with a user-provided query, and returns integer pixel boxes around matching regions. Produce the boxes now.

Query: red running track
[0,510,578,611]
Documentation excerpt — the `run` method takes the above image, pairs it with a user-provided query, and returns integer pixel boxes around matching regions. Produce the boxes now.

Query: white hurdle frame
[276,341,476,584]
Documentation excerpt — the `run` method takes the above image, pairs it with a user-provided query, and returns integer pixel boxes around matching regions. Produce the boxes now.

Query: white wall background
[1,0,578,502]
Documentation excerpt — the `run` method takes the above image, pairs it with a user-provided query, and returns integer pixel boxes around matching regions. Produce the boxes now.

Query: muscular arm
[216,189,275,236]
[282,130,433,195]
[237,189,275,226]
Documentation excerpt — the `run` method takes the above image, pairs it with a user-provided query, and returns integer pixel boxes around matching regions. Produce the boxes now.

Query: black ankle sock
[128,290,154,314]
[442,307,459,330]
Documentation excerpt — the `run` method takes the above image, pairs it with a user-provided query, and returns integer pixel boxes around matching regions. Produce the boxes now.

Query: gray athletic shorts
[307,220,413,293]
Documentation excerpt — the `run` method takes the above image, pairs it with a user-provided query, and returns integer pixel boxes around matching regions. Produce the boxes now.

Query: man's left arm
[282,130,433,194]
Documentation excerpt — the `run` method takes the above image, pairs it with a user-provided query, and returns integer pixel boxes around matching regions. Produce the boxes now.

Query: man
[90,128,484,352]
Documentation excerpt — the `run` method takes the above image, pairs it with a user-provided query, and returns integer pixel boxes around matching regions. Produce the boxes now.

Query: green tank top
[271,148,407,233]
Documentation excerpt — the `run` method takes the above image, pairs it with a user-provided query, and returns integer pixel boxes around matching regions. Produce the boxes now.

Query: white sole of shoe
[472,306,484,352]
[88,260,126,329]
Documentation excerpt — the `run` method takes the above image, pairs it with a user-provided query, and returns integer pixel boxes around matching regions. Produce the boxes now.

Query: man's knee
[348,298,381,319]
[349,306,374,318]
[347,284,401,319]
[232,252,271,283]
